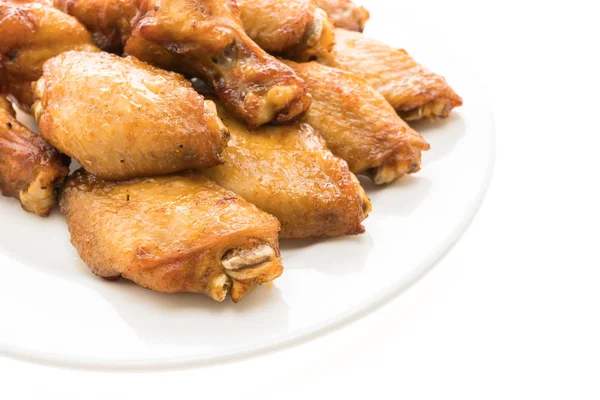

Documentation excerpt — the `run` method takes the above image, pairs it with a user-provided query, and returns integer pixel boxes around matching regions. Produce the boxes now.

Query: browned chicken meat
[0,0,98,109]
[0,96,69,216]
[311,28,463,121]
[128,0,314,126]
[54,0,312,127]
[53,0,333,59]
[33,51,229,181]
[52,0,124,53]
[203,100,371,239]
[313,0,369,32]
[285,60,430,184]
[236,0,333,58]
[61,170,283,302]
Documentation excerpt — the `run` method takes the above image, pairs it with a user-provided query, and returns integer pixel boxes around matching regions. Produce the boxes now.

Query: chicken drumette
[285,60,430,184]
[310,28,463,121]
[0,95,69,216]
[203,99,371,239]
[33,51,229,181]
[53,0,312,127]
[61,170,283,302]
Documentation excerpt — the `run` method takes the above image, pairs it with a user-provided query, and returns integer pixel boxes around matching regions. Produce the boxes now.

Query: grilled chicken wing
[32,51,229,181]
[285,61,430,184]
[313,0,369,32]
[0,96,69,215]
[203,100,371,239]
[60,170,283,302]
[0,0,98,109]
[311,28,463,121]
[236,0,333,58]
[120,0,312,127]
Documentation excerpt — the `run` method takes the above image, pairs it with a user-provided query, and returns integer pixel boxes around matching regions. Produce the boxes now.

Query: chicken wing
[118,0,312,127]
[60,170,283,302]
[311,28,463,121]
[236,0,333,58]
[32,51,229,181]
[285,60,430,184]
[313,0,369,32]
[0,96,69,216]
[50,0,312,126]
[0,0,98,109]
[202,100,371,239]
[52,0,125,53]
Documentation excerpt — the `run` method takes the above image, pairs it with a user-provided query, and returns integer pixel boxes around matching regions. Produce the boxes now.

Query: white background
[1,0,599,398]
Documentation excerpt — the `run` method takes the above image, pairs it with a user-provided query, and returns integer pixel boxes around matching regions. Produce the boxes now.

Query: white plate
[0,4,494,370]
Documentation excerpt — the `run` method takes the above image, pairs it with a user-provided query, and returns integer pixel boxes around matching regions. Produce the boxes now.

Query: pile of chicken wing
[0,0,462,302]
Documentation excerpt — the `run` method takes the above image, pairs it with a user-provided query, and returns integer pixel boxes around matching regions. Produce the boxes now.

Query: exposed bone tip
[265,85,298,107]
[203,99,230,142]
[220,244,281,300]
[402,98,454,121]
[302,8,328,48]
[222,244,276,272]
[252,85,305,126]
[209,274,231,302]
[34,77,46,100]
[368,153,421,185]
[350,173,372,218]
[32,101,44,122]
[19,170,59,216]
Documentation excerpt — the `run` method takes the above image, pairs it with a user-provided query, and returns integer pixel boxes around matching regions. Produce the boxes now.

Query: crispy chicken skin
[33,51,229,181]
[285,61,430,184]
[236,0,333,58]
[313,0,369,32]
[60,170,283,302]
[312,28,463,121]
[51,0,312,126]
[118,0,312,127]
[0,0,98,109]
[53,0,124,53]
[0,96,69,216]
[203,101,371,239]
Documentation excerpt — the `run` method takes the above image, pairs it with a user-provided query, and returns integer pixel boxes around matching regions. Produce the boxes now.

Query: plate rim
[0,32,496,370]
[0,108,496,371]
